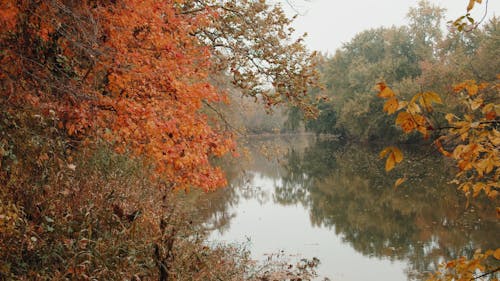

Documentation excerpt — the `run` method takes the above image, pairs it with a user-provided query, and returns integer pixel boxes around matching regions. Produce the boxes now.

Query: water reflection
[204,136,499,280]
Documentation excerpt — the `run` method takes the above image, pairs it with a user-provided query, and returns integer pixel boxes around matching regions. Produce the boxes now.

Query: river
[199,135,499,280]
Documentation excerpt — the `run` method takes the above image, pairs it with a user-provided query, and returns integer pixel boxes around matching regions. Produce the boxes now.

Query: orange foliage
[0,0,235,191]
[0,0,18,31]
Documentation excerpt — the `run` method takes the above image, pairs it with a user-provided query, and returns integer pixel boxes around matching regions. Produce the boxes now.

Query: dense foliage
[302,1,499,143]
[1,0,498,279]
[0,0,319,279]
[373,2,500,280]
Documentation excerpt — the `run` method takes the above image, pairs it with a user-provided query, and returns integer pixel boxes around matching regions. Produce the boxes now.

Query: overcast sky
[279,0,500,53]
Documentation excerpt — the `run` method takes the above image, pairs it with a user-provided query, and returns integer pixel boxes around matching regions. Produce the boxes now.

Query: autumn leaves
[376,77,499,201]
[377,81,442,138]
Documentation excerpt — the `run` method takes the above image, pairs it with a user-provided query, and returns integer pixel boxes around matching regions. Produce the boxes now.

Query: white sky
[279,0,500,53]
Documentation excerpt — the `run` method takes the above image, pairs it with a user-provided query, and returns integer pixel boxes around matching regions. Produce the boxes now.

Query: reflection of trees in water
[197,136,498,279]
[199,135,313,234]
[274,140,340,206]
[276,140,499,279]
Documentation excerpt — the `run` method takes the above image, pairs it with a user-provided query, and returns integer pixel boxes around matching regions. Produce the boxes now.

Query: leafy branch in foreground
[376,76,499,201]
[427,249,500,281]
[376,76,499,280]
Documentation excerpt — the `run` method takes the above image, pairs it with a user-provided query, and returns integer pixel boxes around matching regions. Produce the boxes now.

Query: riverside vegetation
[0,0,498,280]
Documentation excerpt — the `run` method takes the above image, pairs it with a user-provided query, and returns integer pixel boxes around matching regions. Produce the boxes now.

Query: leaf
[395,112,416,132]
[383,97,399,114]
[412,92,442,112]
[380,146,403,172]
[397,101,408,110]
[375,81,387,92]
[482,103,497,120]
[394,177,407,188]
[494,248,500,260]
[445,113,456,123]
[379,147,391,158]
[467,0,475,11]
[466,83,478,96]
[385,158,395,172]
[485,111,496,120]
[470,98,483,110]
[406,102,421,114]
[376,82,395,98]
[467,0,481,11]
[472,182,484,197]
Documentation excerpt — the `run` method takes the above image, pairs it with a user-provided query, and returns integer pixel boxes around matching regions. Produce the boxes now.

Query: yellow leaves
[380,146,403,172]
[467,0,482,12]
[376,82,395,98]
[474,156,496,177]
[453,80,488,96]
[396,100,408,111]
[383,97,399,115]
[394,177,407,188]
[470,97,483,110]
[472,182,484,197]
[427,247,499,281]
[375,77,499,212]
[494,248,500,260]
[377,82,400,115]
[466,83,479,96]
[395,111,427,135]
[376,84,437,137]
[411,91,442,112]
[489,129,500,146]
[395,112,415,132]
[406,102,421,114]
[445,113,455,123]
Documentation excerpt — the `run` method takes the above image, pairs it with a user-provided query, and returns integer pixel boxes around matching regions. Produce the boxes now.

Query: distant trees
[305,25,422,140]
[301,1,499,144]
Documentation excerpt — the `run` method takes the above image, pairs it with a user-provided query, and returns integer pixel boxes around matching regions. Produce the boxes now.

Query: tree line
[297,1,498,144]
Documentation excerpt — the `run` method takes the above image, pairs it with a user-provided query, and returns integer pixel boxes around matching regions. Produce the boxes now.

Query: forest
[293,2,498,142]
[0,0,498,280]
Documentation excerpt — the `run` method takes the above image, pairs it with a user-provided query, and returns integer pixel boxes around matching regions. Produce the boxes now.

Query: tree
[303,25,423,140]
[377,23,499,281]
[180,0,320,116]
[0,0,318,191]
[0,0,320,279]
[407,0,445,60]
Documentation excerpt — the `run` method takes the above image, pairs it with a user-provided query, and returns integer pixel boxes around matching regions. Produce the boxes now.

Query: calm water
[201,135,499,281]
